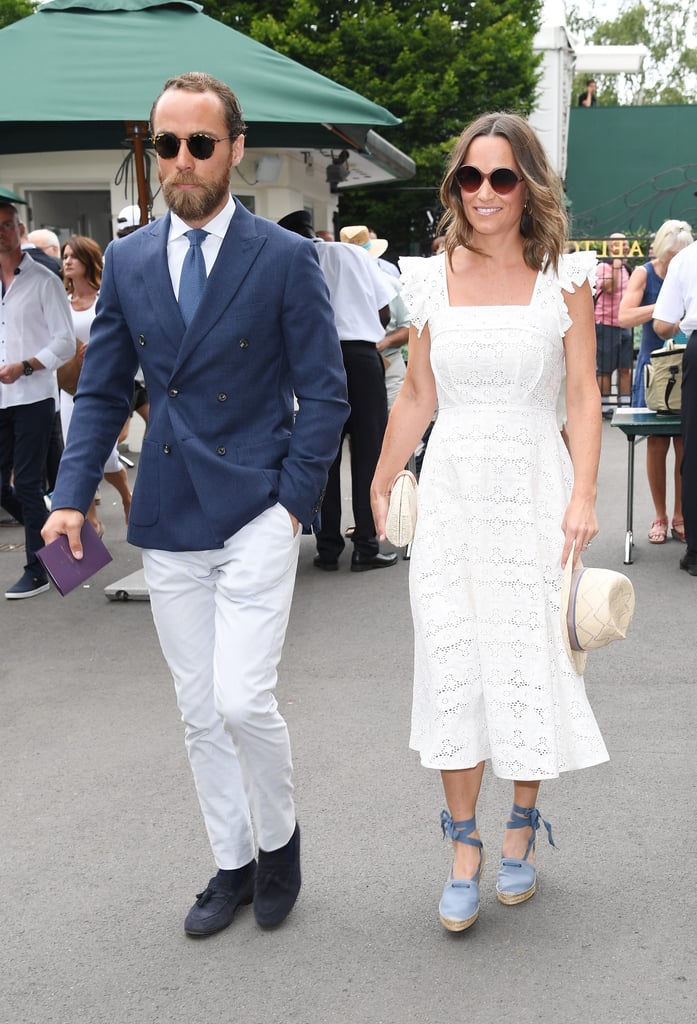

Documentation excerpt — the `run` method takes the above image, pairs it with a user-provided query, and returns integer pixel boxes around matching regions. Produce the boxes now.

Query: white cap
[116,205,141,229]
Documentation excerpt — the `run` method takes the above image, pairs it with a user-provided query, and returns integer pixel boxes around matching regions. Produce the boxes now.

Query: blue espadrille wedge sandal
[496,804,555,906]
[438,810,485,931]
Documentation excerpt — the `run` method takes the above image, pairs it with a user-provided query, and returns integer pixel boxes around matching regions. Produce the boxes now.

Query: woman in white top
[61,236,131,534]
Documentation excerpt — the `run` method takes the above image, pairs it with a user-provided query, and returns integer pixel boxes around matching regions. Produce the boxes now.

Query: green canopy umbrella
[0,0,402,153]
[0,186,27,204]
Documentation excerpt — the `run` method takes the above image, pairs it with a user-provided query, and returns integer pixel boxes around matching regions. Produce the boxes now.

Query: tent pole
[125,121,150,225]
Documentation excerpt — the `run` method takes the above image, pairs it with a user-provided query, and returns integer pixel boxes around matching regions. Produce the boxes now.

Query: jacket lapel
[171,201,267,376]
[142,213,183,350]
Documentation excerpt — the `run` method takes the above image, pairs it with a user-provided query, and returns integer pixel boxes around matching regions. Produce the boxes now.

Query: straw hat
[560,545,635,674]
[339,224,388,259]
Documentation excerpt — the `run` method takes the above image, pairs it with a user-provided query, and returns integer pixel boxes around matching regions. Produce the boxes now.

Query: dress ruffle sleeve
[556,251,598,335]
[398,255,436,337]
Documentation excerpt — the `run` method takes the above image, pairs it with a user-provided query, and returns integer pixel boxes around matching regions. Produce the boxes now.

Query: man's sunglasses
[151,132,234,160]
[454,165,523,196]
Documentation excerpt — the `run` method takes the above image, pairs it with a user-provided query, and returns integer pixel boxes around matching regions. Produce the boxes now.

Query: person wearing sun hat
[340,224,388,258]
[340,224,400,279]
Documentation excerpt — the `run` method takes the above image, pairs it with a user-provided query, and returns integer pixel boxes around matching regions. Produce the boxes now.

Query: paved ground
[1,422,695,1024]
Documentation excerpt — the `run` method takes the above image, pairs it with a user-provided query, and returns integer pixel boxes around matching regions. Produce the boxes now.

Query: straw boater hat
[339,224,388,259]
[560,544,636,674]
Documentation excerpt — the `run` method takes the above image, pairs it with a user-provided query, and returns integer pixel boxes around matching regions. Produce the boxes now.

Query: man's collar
[169,195,236,241]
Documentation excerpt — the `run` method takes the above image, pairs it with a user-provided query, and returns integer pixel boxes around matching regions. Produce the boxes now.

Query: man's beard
[160,168,230,222]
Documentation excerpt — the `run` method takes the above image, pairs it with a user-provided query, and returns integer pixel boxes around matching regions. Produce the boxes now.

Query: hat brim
[367,238,389,259]
[560,545,587,675]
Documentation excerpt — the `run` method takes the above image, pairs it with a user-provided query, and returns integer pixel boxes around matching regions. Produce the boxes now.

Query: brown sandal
[648,518,668,543]
[671,518,686,543]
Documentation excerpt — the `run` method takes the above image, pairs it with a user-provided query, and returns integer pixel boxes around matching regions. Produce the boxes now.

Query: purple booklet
[36,520,113,596]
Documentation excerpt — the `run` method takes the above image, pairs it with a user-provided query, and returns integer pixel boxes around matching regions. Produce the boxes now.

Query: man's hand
[0,362,23,385]
[42,509,86,559]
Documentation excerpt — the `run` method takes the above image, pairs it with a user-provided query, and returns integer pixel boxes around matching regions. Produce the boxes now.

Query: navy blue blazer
[52,200,349,551]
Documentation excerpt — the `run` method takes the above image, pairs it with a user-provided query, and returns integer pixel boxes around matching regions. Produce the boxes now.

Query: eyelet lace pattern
[399,251,608,778]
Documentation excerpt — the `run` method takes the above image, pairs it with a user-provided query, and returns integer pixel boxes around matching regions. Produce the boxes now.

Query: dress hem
[412,747,610,780]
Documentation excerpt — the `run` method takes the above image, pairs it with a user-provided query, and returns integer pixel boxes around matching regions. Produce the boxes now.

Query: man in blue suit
[43,72,349,937]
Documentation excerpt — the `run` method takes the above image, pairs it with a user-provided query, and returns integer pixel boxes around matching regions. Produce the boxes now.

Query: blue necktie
[179,228,209,326]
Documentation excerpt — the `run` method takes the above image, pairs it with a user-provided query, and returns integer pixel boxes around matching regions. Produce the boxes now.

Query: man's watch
[22,360,34,376]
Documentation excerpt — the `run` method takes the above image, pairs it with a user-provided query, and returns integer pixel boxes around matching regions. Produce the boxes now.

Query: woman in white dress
[62,236,131,535]
[371,113,607,932]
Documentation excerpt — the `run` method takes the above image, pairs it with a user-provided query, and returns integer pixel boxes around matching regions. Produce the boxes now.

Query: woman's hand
[561,495,599,568]
[370,478,392,542]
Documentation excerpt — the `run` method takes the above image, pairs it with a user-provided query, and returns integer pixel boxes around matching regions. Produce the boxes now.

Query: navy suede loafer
[254,823,301,929]
[184,860,256,937]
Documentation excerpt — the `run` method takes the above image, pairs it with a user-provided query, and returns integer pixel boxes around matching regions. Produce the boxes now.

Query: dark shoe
[184,860,256,937]
[350,551,398,572]
[679,555,697,577]
[254,823,301,929]
[313,555,338,572]
[5,571,50,600]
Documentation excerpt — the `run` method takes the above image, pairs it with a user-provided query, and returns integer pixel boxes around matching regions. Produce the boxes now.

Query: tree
[201,1,543,253]
[0,0,35,31]
[568,2,697,105]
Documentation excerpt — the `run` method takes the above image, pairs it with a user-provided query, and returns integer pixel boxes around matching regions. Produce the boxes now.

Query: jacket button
[138,335,146,346]
[168,387,179,397]
[216,446,226,456]
[239,338,249,348]
[217,392,227,402]
[162,443,171,454]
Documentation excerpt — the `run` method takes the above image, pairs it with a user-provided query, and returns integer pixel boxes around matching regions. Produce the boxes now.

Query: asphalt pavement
[1,421,695,1024]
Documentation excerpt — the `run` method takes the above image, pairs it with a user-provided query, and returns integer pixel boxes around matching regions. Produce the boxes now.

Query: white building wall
[0,147,339,243]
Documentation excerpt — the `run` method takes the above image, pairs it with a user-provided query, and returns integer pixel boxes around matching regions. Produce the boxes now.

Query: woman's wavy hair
[439,112,567,273]
[651,219,693,262]
[62,235,103,295]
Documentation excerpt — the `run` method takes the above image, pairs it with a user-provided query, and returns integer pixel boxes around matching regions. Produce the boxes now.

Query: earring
[520,201,532,237]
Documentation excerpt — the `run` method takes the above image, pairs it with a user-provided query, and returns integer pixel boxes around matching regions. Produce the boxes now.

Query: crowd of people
[2,71,694,941]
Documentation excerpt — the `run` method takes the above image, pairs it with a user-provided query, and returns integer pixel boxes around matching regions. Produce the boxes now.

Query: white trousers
[142,503,301,869]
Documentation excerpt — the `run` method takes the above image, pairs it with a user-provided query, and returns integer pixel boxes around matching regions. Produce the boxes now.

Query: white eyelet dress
[401,251,609,779]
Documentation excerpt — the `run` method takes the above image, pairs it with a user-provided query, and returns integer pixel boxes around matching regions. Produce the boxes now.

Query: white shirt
[314,241,395,343]
[0,254,76,409]
[653,240,697,334]
[167,194,236,298]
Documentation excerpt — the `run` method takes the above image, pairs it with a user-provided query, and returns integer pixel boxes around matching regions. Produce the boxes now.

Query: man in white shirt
[0,202,75,598]
[654,239,697,575]
[279,210,398,571]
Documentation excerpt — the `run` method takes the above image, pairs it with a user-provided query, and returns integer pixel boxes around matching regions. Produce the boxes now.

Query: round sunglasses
[454,165,523,196]
[151,132,235,161]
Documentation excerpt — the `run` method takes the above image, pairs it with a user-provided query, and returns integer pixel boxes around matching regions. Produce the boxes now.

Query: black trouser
[45,411,64,493]
[681,331,697,558]
[316,341,387,561]
[0,397,54,577]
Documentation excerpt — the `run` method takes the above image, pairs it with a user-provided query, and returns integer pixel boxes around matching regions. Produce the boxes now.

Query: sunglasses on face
[151,132,234,160]
[454,165,523,196]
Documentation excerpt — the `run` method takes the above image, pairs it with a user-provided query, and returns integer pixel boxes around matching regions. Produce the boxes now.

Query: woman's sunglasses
[151,132,234,161]
[454,165,523,196]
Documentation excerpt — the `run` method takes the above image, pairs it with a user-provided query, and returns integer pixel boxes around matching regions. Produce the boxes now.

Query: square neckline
[439,253,543,310]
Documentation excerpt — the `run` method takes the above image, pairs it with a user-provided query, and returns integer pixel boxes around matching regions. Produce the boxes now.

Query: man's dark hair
[0,202,19,221]
[150,72,246,139]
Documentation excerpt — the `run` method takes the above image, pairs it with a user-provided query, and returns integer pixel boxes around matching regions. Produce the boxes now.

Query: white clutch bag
[385,470,418,547]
